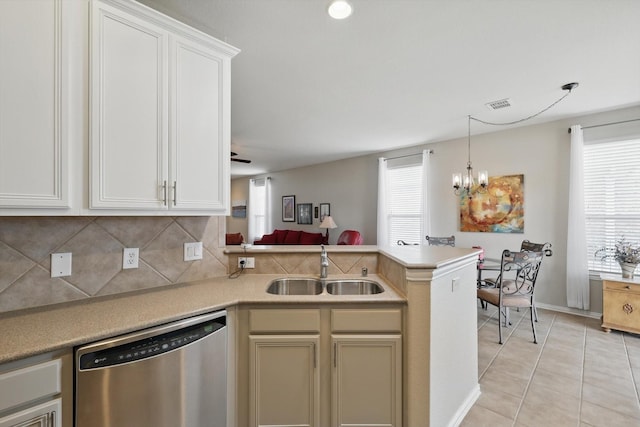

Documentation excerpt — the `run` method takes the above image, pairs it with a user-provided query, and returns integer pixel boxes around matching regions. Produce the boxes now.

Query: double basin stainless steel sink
[266,277,384,296]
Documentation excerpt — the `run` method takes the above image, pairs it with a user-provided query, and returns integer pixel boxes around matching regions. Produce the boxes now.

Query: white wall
[229,105,640,312]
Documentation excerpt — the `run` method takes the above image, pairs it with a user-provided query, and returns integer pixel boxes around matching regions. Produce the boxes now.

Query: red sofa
[254,229,325,245]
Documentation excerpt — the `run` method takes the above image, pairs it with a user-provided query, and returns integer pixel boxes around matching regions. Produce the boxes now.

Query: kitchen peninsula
[0,245,479,427]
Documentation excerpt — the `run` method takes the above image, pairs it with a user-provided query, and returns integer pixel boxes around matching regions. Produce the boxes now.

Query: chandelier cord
[469,86,575,127]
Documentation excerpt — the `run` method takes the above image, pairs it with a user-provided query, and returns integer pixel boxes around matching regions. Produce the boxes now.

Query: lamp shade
[319,216,337,229]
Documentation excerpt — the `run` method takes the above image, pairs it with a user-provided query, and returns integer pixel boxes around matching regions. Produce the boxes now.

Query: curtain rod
[567,118,640,133]
[383,149,433,161]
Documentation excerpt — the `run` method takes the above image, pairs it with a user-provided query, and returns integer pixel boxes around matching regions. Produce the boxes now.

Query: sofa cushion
[284,230,301,244]
[257,233,277,244]
[274,229,289,244]
[225,232,244,245]
[300,231,323,245]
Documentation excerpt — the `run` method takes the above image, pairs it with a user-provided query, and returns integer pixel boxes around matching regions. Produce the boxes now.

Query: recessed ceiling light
[328,0,353,19]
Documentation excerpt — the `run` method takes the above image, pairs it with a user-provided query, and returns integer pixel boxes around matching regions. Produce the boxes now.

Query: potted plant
[596,236,640,278]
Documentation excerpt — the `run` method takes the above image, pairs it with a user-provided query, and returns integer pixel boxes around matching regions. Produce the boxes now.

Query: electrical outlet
[51,252,72,277]
[238,257,255,268]
[123,248,139,269]
[184,242,203,261]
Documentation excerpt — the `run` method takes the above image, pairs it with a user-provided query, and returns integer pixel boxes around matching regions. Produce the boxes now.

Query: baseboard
[535,302,602,319]
[448,384,481,427]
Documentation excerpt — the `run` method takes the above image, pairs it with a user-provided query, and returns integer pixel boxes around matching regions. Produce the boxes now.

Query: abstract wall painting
[459,174,524,233]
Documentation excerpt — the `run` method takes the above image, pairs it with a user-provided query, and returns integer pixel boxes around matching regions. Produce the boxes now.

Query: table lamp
[319,216,337,244]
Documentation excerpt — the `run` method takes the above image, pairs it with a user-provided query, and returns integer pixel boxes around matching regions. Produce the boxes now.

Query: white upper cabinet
[170,35,230,211]
[0,0,70,209]
[90,0,238,214]
[90,0,168,210]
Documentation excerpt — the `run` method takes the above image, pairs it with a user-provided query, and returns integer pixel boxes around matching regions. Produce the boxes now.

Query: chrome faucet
[320,245,329,278]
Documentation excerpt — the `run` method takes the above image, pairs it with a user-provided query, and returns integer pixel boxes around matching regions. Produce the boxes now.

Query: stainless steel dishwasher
[75,310,227,427]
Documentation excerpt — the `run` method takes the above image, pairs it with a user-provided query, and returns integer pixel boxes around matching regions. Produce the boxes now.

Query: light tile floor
[461,306,640,427]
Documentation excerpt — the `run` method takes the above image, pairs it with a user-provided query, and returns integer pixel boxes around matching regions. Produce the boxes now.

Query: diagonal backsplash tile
[0,217,90,262]
[56,223,125,295]
[0,216,227,313]
[141,222,196,282]
[0,241,35,293]
[96,217,173,248]
[97,263,171,296]
[0,265,87,312]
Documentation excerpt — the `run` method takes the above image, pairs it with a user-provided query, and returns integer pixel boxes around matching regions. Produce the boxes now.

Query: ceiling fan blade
[231,158,252,164]
[231,151,251,163]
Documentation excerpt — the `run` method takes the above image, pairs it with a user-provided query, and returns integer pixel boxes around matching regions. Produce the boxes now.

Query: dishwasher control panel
[78,315,226,370]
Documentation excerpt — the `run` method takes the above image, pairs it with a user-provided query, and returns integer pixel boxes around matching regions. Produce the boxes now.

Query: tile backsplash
[0,216,227,313]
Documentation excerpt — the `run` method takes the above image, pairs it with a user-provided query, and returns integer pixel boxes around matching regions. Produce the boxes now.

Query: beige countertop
[379,245,481,268]
[0,273,404,364]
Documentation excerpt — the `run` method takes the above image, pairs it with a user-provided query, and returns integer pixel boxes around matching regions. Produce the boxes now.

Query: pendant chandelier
[453,82,579,198]
[452,115,487,197]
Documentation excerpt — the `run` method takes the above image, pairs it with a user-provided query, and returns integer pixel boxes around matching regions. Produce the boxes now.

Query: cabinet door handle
[172,181,177,206]
[313,343,316,368]
[162,181,167,206]
[50,410,56,427]
[333,342,337,368]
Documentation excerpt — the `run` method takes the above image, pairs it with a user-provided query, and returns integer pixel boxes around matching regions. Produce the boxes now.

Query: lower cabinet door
[0,399,61,427]
[332,335,402,427]
[249,335,320,427]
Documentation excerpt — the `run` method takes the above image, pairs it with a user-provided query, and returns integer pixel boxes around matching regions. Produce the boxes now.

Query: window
[377,150,430,246]
[584,138,640,272]
[248,178,271,243]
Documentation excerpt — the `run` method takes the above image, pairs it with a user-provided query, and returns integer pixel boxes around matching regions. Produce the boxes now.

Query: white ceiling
[142,0,640,177]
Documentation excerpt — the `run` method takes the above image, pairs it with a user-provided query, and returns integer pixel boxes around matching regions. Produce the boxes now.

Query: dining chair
[477,249,544,344]
[425,235,455,247]
[483,239,552,321]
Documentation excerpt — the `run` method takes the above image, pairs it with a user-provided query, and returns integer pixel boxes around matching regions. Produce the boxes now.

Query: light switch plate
[51,252,72,277]
[184,242,203,261]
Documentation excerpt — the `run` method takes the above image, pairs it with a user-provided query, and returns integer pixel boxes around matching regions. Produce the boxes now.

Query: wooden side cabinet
[601,273,640,334]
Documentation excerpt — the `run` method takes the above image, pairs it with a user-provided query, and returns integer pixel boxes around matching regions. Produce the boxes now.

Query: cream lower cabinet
[243,306,402,427]
[0,359,62,427]
[250,336,320,427]
[332,335,402,427]
[0,400,61,427]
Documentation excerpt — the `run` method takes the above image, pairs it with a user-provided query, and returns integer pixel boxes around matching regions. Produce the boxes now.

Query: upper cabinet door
[89,0,238,214]
[0,0,69,208]
[169,35,230,212]
[90,0,169,210]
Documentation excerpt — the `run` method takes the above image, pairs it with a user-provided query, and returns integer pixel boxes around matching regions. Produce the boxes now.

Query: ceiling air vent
[485,98,512,111]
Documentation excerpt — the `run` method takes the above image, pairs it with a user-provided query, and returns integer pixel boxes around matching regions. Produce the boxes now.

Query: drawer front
[332,309,402,333]
[0,360,60,413]
[249,309,320,333]
[603,290,640,331]
[603,280,640,293]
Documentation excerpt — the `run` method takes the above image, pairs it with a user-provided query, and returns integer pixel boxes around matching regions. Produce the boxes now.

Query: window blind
[386,163,422,245]
[584,138,640,272]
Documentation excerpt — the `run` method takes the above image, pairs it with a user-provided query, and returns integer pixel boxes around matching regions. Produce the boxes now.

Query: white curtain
[264,177,272,236]
[420,149,431,244]
[376,158,388,246]
[248,177,271,243]
[566,125,590,310]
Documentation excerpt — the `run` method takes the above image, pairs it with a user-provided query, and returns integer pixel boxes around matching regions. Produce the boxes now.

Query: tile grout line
[510,311,556,427]
[622,334,640,412]
[578,319,587,426]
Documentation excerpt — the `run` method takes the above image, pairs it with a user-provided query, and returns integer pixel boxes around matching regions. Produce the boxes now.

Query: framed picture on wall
[282,195,295,222]
[297,203,313,225]
[319,203,330,222]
